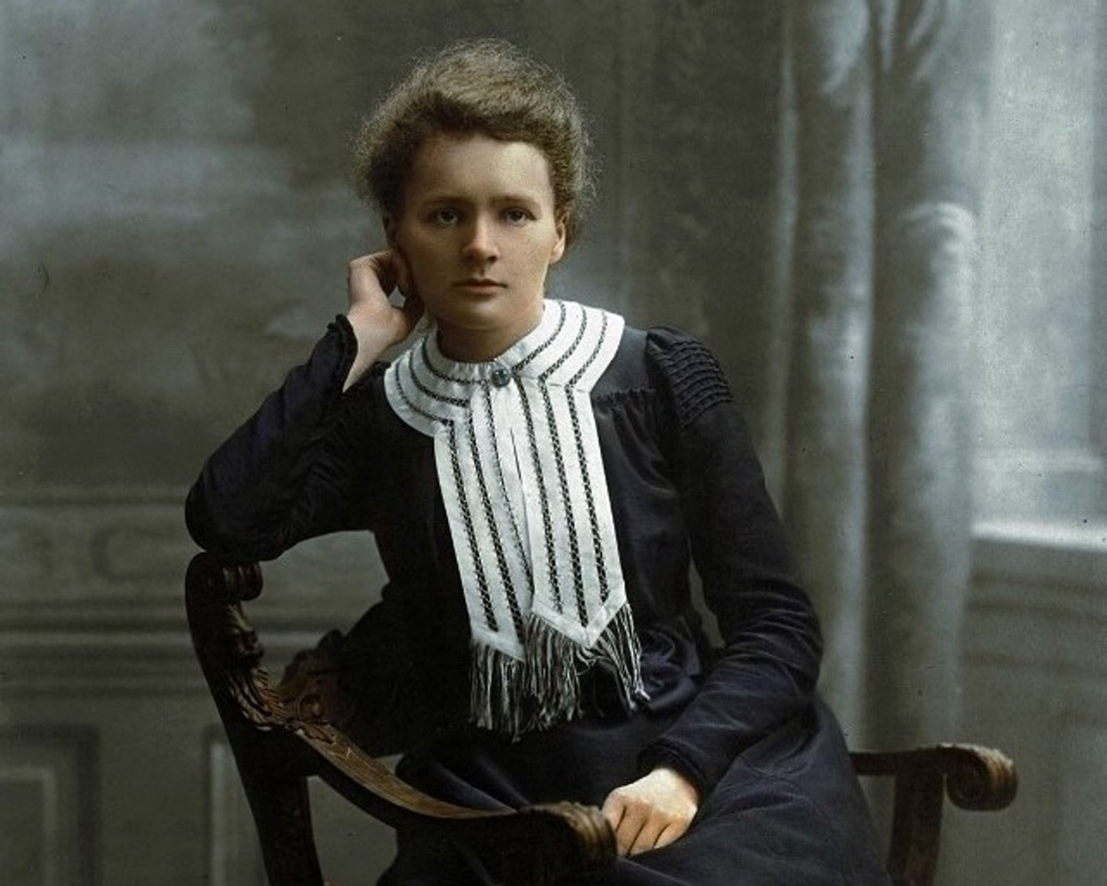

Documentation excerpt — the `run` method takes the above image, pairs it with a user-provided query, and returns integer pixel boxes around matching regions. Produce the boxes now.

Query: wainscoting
[2,496,1103,884]
[0,490,393,885]
[941,521,1107,886]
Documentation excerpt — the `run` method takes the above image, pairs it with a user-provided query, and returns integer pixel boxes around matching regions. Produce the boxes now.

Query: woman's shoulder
[595,322,730,406]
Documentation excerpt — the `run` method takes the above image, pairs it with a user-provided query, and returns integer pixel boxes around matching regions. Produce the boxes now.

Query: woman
[186,39,889,884]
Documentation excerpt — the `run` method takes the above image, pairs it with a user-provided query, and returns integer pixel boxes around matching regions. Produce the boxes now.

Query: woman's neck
[434,308,545,363]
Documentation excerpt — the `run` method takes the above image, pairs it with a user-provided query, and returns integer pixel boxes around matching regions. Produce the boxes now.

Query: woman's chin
[430,306,543,360]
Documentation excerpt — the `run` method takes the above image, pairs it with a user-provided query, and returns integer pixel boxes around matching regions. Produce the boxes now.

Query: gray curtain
[782,0,994,747]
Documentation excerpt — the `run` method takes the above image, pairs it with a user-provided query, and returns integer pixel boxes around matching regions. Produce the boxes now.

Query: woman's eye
[504,208,532,225]
[430,208,461,225]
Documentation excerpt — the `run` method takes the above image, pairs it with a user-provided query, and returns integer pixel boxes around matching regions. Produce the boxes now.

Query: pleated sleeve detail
[643,327,733,429]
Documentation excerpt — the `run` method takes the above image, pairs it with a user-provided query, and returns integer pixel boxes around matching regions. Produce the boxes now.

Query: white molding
[973,518,1107,588]
[974,448,1106,521]
[0,727,97,886]
[206,730,264,886]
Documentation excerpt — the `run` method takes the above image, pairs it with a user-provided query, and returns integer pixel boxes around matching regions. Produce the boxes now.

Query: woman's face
[388,132,566,362]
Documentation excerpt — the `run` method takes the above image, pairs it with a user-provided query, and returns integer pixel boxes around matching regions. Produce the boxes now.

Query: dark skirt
[378,697,890,885]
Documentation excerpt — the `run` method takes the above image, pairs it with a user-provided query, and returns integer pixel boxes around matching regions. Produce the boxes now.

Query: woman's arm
[185,316,373,560]
[639,328,822,792]
[185,251,422,561]
[601,328,821,854]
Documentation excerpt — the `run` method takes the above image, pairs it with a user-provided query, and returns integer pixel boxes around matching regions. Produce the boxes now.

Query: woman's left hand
[601,766,700,857]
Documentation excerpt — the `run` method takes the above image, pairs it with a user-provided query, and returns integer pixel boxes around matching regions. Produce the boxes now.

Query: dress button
[490,366,512,388]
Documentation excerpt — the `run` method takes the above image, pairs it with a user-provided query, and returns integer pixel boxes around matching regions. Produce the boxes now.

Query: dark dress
[185,313,889,885]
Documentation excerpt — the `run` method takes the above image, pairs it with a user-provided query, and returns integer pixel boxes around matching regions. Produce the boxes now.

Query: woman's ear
[550,216,568,265]
[383,214,415,297]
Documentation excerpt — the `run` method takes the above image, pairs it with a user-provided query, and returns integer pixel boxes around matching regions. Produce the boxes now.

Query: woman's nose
[462,217,498,264]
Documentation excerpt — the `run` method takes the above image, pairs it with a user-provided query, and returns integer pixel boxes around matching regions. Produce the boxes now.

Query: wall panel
[0,728,98,886]
[206,733,264,886]
[940,525,1107,885]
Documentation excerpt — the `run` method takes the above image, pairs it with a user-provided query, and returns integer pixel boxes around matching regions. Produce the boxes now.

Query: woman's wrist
[649,765,701,807]
[342,307,402,390]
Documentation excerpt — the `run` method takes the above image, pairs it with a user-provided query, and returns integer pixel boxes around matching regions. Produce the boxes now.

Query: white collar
[382,299,646,735]
[386,299,623,435]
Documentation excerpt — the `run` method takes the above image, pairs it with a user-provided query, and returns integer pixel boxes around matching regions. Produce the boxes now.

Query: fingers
[348,250,420,309]
[347,251,396,302]
[342,251,424,381]
[601,768,699,858]
[601,791,636,856]
[626,812,669,857]
[652,821,685,852]
[601,789,692,857]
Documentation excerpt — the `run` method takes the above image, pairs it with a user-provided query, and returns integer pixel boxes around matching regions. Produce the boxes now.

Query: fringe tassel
[468,642,527,737]
[589,604,649,708]
[469,604,649,739]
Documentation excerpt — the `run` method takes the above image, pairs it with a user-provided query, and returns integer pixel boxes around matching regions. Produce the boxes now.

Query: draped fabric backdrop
[780,0,993,748]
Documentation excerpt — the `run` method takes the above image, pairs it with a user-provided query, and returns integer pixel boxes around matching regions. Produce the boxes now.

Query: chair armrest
[185,552,615,885]
[851,744,1017,810]
[850,744,1017,885]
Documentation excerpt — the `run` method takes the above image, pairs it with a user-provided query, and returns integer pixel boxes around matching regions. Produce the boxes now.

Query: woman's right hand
[343,250,424,390]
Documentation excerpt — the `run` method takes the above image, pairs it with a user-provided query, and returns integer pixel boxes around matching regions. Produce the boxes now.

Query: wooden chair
[186,552,1017,885]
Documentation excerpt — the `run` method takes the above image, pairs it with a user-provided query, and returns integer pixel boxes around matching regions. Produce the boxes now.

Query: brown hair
[351,39,595,246]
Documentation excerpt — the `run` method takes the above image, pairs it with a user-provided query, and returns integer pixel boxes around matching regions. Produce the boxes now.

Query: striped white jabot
[384,299,646,735]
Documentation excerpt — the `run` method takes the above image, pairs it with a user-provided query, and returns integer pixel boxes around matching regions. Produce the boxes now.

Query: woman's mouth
[454,278,506,294]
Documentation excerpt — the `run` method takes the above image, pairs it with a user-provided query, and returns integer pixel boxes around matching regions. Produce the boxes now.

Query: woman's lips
[454,278,506,293]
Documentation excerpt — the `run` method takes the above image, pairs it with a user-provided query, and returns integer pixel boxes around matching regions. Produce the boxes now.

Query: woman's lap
[379,699,888,885]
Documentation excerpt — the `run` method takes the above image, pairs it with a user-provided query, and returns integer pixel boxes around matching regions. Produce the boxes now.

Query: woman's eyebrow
[416,192,472,205]
[420,188,543,201]
[415,192,545,211]
[490,193,542,205]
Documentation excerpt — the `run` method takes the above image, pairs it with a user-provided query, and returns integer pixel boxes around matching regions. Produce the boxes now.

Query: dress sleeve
[637,327,823,798]
[184,315,384,562]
